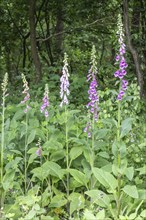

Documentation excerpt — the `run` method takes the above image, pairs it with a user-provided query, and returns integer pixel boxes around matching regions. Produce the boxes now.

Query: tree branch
[123,0,145,97]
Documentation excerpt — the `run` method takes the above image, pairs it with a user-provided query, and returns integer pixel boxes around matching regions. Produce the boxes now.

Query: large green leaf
[125,167,134,180]
[96,209,105,219]
[13,109,24,120]
[93,168,117,190]
[49,195,67,208]
[42,161,64,179]
[120,118,133,138]
[50,150,65,162]
[31,167,50,181]
[85,190,110,207]
[122,185,139,198]
[84,210,96,220]
[2,170,15,191]
[112,140,127,158]
[27,130,36,145]
[69,193,85,215]
[69,169,88,187]
[70,146,83,161]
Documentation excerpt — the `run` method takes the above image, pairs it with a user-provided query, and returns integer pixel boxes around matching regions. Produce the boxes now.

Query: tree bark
[123,0,145,98]
[29,0,42,82]
[55,1,64,61]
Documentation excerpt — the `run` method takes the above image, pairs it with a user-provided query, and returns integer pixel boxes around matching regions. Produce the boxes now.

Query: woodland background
[0,0,146,97]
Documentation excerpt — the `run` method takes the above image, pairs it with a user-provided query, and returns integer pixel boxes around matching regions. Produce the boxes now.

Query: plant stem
[90,116,95,189]
[24,113,28,194]
[117,101,121,217]
[0,96,5,208]
[65,106,69,199]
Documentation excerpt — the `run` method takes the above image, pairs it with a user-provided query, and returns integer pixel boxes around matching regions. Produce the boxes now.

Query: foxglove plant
[114,14,128,217]
[21,74,30,194]
[114,14,128,101]
[60,52,70,108]
[40,84,49,118]
[60,52,70,208]
[21,73,30,113]
[0,73,8,208]
[85,45,99,190]
[85,45,99,138]
[36,138,42,157]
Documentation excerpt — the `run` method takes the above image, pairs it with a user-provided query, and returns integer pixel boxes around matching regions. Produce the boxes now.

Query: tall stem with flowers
[0,73,8,209]
[21,74,31,194]
[40,84,50,144]
[60,53,70,204]
[84,45,99,189]
[114,14,128,217]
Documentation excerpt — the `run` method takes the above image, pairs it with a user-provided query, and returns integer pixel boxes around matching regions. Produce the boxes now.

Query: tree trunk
[123,0,145,98]
[55,1,64,61]
[29,0,42,82]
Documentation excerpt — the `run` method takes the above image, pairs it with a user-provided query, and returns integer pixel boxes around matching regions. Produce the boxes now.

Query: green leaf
[85,190,110,207]
[13,109,24,120]
[69,193,85,215]
[2,170,15,191]
[95,129,110,139]
[50,150,65,162]
[69,169,88,187]
[70,146,83,161]
[125,167,134,180]
[93,168,117,190]
[140,210,146,218]
[98,151,109,159]
[49,195,67,208]
[84,210,96,220]
[27,130,36,145]
[31,167,50,181]
[136,165,146,175]
[96,209,105,219]
[138,190,146,200]
[120,118,133,138]
[123,185,139,198]
[24,209,36,220]
[112,141,126,158]
[10,149,22,156]
[28,153,38,165]
[129,212,137,219]
[42,161,64,179]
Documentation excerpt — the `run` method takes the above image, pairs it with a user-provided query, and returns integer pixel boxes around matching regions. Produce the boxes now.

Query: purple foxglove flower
[60,53,70,107]
[115,55,120,62]
[21,74,30,113]
[36,138,42,156]
[114,14,128,101]
[40,84,49,118]
[84,45,99,137]
[36,147,42,156]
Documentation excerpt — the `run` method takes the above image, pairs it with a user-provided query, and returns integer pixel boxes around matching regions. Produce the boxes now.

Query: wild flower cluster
[1,73,8,100]
[40,84,49,118]
[36,138,42,157]
[84,45,99,137]
[114,14,128,100]
[60,53,70,107]
[21,73,31,113]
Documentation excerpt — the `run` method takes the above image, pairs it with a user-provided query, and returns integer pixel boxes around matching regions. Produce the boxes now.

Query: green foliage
[0,79,145,219]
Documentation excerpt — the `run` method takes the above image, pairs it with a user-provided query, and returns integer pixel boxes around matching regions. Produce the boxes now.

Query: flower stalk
[85,45,99,189]
[114,14,128,217]
[21,74,30,194]
[60,53,70,209]
[0,73,8,209]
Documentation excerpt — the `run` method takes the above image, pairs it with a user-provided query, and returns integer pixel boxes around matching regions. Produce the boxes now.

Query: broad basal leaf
[93,168,117,191]
[123,185,139,199]
[69,169,88,187]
